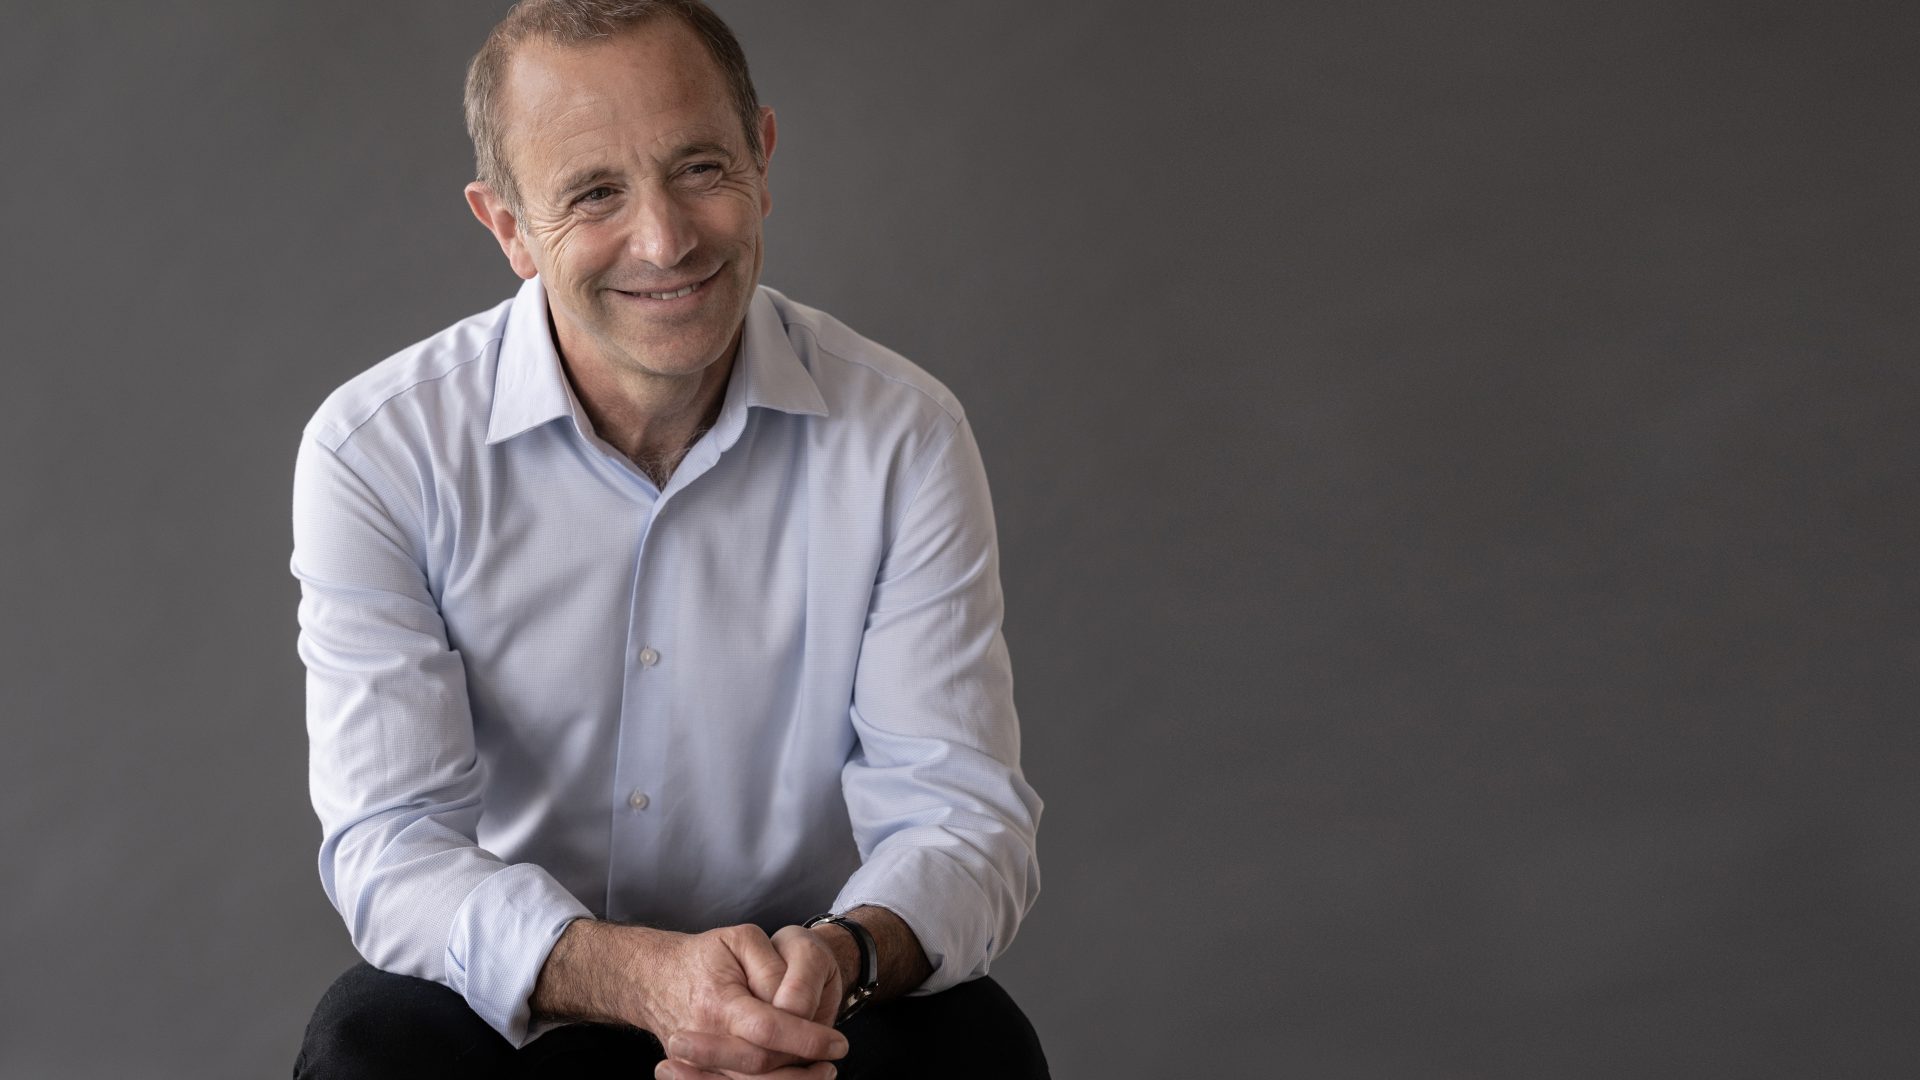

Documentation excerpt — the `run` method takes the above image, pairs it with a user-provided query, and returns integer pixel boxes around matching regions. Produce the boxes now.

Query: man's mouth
[617,268,719,301]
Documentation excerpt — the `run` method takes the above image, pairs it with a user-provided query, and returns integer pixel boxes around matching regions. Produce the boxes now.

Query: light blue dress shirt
[292,278,1041,1044]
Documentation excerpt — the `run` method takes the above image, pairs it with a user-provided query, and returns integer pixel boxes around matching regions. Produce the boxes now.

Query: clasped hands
[648,922,850,1080]
[535,918,853,1080]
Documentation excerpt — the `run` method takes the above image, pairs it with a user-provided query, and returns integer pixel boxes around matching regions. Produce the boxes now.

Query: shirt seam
[889,415,964,556]
[313,331,505,454]
[310,437,431,569]
[783,319,965,427]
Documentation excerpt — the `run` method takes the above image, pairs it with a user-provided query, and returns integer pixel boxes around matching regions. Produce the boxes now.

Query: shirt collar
[485,276,575,445]
[486,277,827,447]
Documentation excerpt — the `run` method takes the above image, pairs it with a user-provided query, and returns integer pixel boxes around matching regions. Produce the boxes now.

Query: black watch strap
[803,912,879,1023]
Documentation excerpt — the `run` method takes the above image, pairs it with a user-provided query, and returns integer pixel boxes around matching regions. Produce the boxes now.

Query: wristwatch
[803,912,880,1023]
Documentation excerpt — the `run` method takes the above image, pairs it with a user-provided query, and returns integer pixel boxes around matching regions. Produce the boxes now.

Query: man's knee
[938,976,1050,1078]
[296,963,514,1080]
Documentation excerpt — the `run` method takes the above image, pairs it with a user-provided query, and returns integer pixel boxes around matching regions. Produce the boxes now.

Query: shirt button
[628,789,650,811]
[638,647,660,667]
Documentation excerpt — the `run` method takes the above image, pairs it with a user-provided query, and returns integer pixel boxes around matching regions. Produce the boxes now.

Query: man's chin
[599,326,739,380]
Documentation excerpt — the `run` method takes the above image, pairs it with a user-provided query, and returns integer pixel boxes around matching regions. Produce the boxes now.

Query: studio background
[4,2,1915,1076]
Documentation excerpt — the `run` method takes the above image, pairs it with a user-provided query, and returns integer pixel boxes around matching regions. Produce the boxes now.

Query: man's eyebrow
[553,165,620,198]
[673,140,739,164]
[551,143,740,198]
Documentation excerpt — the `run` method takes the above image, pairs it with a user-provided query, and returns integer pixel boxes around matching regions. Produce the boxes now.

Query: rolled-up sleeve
[292,433,590,1045]
[831,417,1043,993]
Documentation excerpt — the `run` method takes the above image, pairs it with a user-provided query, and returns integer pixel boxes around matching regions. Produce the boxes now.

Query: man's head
[464,0,765,210]
[462,0,776,386]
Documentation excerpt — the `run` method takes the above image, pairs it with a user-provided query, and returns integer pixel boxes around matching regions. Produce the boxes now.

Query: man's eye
[578,187,615,204]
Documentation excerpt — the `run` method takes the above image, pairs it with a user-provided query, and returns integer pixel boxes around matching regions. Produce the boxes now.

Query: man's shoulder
[303,296,515,453]
[762,288,966,430]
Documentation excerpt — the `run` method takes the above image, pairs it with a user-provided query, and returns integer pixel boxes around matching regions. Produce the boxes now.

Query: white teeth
[642,283,698,300]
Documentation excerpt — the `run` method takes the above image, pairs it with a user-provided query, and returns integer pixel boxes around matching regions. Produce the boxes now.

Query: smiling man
[289,3,1046,1078]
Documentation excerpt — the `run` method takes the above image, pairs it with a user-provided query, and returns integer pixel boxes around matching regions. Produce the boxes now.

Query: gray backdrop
[4,1,1915,1076]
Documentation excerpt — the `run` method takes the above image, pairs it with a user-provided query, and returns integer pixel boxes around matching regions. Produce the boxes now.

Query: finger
[724,994,849,1062]
[656,1055,835,1080]
[655,1059,728,1080]
[809,976,839,1031]
[727,926,789,1004]
[768,926,834,1019]
[666,1030,804,1075]
[720,1063,838,1080]
[805,955,840,1030]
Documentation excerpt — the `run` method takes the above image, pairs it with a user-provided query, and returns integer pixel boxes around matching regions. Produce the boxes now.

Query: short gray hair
[463,0,763,207]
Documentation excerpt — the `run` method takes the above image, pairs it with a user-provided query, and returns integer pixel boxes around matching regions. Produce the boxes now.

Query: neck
[556,327,739,477]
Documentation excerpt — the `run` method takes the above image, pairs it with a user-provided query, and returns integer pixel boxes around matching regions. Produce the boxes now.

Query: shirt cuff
[444,862,594,1046]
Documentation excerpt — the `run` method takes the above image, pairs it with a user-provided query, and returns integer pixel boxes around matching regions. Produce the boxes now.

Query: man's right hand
[532,920,846,1079]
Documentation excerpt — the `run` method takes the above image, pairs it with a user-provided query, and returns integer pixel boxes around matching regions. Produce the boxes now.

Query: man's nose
[628,188,698,270]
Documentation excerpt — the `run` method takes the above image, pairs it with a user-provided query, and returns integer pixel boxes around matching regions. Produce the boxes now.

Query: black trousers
[296,962,1050,1079]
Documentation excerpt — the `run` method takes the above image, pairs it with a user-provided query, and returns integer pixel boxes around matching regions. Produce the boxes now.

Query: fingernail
[831,1037,849,1058]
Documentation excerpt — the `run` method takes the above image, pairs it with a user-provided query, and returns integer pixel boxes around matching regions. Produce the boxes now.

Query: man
[289,2,1046,1077]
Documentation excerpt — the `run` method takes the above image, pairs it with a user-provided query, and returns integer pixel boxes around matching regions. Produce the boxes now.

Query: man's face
[477,20,774,383]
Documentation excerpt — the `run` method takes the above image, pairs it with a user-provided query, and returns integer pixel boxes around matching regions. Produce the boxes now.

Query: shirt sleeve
[830,416,1043,993]
[291,433,591,1045]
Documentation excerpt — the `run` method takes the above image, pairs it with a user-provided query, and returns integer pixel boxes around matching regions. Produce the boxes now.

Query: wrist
[802,912,879,1022]
[807,920,861,999]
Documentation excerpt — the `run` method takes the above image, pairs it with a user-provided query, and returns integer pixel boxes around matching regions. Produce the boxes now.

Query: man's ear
[757,106,778,218]
[465,182,539,280]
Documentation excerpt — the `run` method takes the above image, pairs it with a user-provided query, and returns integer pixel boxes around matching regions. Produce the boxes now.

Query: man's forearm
[530,918,662,1027]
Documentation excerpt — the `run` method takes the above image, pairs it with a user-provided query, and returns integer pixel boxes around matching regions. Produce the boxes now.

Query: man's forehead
[498,22,737,166]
